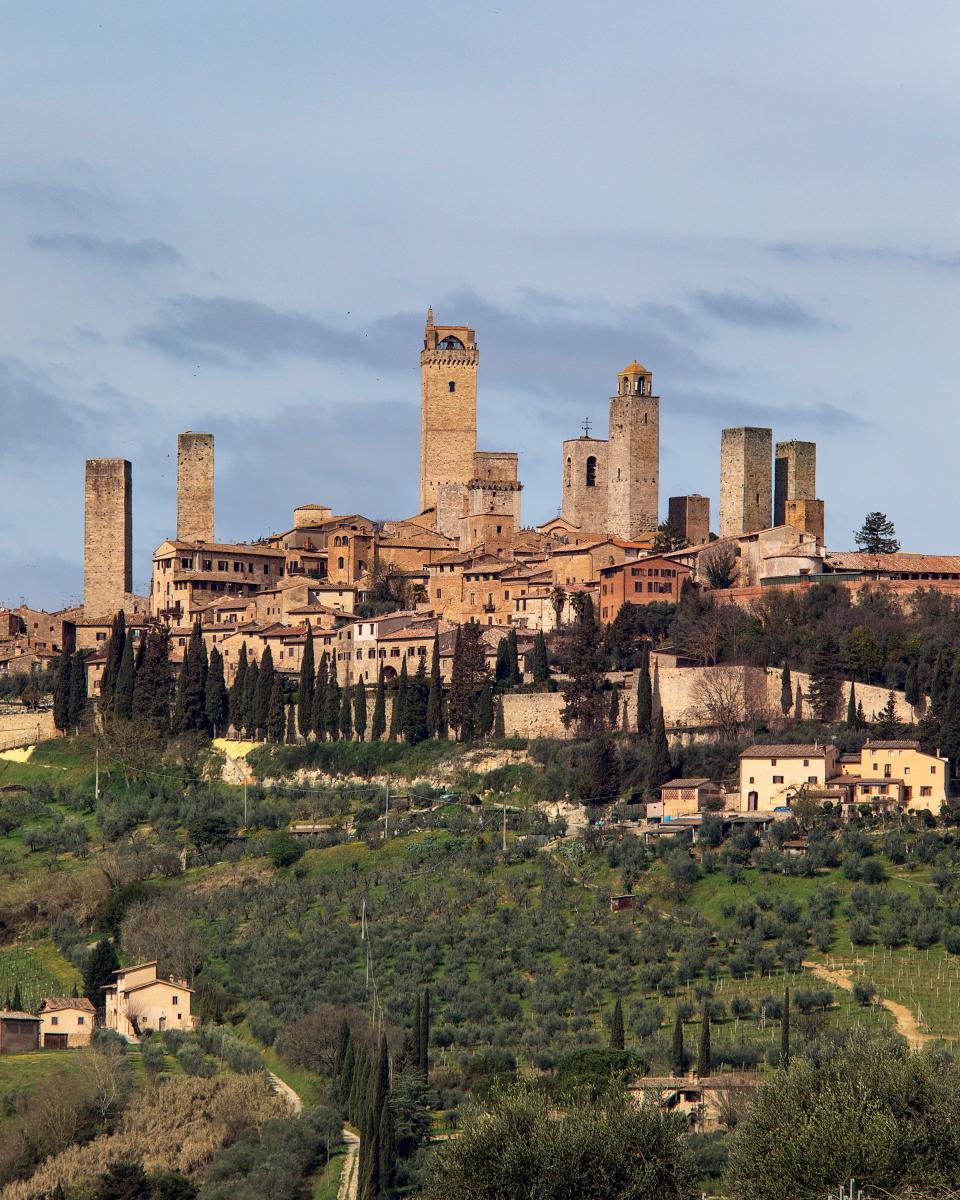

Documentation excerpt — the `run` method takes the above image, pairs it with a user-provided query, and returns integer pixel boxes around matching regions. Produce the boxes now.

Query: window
[218,560,228,570]
[51,1016,59,1026]
[931,765,937,774]
[77,1016,85,1025]
[803,759,809,767]
[773,775,784,784]
[921,786,932,797]
[448,381,456,392]
[96,631,106,641]
[338,557,345,570]
[749,776,755,785]
[181,558,191,568]
[565,457,572,488]
[770,758,777,766]
[808,775,817,783]
[586,456,597,487]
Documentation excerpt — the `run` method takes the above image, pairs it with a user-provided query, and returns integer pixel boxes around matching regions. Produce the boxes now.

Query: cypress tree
[610,997,624,1050]
[371,667,387,741]
[242,660,260,738]
[334,1018,351,1078]
[904,661,921,713]
[671,1011,684,1076]
[114,633,135,721]
[411,993,422,1072]
[229,644,248,734]
[781,986,791,1069]
[353,679,368,742]
[99,612,126,710]
[391,658,409,740]
[494,636,510,684]
[377,1095,396,1198]
[932,651,950,714]
[266,675,286,743]
[297,624,315,739]
[67,651,88,731]
[646,708,671,796]
[285,701,297,744]
[794,681,804,721]
[204,646,228,736]
[132,627,172,732]
[808,634,843,722]
[609,687,620,728]
[846,682,858,728]
[174,619,208,734]
[253,646,275,738]
[11,982,22,1012]
[531,629,549,685]
[325,667,341,741]
[53,652,71,733]
[426,634,442,736]
[697,1004,711,1076]
[419,987,430,1080]
[493,695,505,738]
[312,652,329,740]
[476,678,494,738]
[404,656,429,745]
[780,663,793,716]
[507,627,522,687]
[636,644,653,738]
[83,938,119,1006]
[339,683,353,740]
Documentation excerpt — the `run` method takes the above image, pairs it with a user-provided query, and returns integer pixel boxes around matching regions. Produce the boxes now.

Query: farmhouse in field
[103,961,195,1038]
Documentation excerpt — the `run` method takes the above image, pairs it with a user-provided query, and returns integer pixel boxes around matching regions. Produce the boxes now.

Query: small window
[586,456,597,487]
[172,995,178,1006]
[773,775,784,784]
[921,786,932,797]
[807,776,817,784]
[51,1016,59,1026]
[77,1016,85,1025]
[448,381,456,392]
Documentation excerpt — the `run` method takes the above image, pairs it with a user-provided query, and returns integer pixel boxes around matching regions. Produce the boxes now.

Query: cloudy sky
[1,1,957,609]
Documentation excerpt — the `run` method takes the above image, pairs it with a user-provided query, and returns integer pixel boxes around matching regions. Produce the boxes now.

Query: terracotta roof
[40,997,96,1013]
[742,744,831,758]
[159,540,286,557]
[0,1010,40,1021]
[827,553,960,574]
[862,739,922,750]
[660,778,714,789]
[620,360,649,374]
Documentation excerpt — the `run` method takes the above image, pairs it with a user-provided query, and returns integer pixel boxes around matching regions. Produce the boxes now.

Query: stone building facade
[719,427,772,538]
[464,451,522,550]
[84,458,132,618]
[562,436,609,533]
[773,440,816,527]
[668,495,710,546]
[176,432,214,543]
[785,497,825,543]
[419,308,478,517]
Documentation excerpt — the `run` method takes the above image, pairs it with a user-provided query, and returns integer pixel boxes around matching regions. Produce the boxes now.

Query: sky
[0,1,957,609]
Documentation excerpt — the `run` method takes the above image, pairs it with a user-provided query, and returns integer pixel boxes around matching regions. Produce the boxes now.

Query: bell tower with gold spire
[607,361,659,538]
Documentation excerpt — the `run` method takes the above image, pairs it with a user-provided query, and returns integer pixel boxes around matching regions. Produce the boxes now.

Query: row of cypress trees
[668,987,791,1077]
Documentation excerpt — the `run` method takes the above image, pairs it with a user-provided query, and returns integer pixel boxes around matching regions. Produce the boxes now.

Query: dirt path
[802,960,932,1049]
[268,1070,303,1114]
[338,1130,360,1200]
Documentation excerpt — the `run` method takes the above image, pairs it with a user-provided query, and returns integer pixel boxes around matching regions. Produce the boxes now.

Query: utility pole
[94,748,99,802]
[384,783,390,840]
[243,782,248,827]
[502,800,507,853]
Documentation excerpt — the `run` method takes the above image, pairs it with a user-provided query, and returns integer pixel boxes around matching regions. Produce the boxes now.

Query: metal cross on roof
[581,417,592,437]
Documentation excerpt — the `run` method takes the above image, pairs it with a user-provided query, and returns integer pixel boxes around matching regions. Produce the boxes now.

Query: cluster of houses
[0,961,194,1054]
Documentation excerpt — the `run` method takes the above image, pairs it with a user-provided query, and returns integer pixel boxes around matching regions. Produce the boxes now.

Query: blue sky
[0,1,957,608]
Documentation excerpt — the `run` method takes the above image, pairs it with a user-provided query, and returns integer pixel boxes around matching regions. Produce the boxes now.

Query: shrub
[266,830,304,869]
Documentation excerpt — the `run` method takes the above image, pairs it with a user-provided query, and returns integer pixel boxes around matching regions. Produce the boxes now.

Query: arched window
[586,456,597,487]
[565,457,572,488]
[338,556,345,570]
[438,335,465,350]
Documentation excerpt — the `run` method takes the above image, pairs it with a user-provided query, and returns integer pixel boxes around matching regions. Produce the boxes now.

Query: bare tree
[692,666,746,738]
[120,894,203,983]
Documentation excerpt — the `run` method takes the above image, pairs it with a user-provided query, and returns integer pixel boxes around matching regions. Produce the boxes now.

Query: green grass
[0,943,81,1010]
[311,1146,346,1200]
[0,736,96,788]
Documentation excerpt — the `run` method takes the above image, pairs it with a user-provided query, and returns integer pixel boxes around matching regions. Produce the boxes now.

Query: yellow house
[836,739,948,814]
[38,997,95,1047]
[103,962,195,1038]
[739,744,839,812]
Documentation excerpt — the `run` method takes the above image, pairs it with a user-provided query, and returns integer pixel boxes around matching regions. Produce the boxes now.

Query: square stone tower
[84,458,132,617]
[719,427,772,537]
[774,440,816,527]
[785,497,825,543]
[463,451,522,549]
[607,362,659,539]
[561,435,609,533]
[177,431,214,543]
[668,495,710,546]
[419,308,478,515]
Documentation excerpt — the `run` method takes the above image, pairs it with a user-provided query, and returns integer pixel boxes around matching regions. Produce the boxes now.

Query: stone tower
[607,362,659,539]
[668,495,710,546]
[419,308,478,516]
[719,427,772,538]
[464,451,522,550]
[561,436,609,533]
[774,440,816,527]
[177,431,214,543]
[84,458,132,617]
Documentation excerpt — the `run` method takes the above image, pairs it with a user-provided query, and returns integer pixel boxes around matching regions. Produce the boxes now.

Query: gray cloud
[770,242,960,271]
[669,387,864,431]
[692,290,833,331]
[32,232,182,268]
[0,178,114,220]
[0,359,101,458]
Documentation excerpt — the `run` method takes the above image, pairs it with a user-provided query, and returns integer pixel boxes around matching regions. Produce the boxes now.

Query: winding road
[267,1070,359,1200]
[802,959,931,1049]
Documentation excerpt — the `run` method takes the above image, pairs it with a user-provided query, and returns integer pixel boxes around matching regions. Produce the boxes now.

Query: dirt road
[338,1130,360,1200]
[268,1070,303,1114]
[802,960,931,1049]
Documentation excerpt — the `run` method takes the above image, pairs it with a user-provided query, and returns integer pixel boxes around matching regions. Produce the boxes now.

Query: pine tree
[353,679,368,742]
[371,667,387,741]
[312,652,329,740]
[780,663,793,716]
[636,644,653,738]
[229,644,248,734]
[404,656,429,745]
[67,651,88,732]
[242,660,260,738]
[807,635,843,723]
[854,511,900,554]
[646,708,671,796]
[780,986,790,1069]
[610,997,624,1050]
[507,628,522,687]
[205,646,229,736]
[391,657,408,741]
[493,695,505,738]
[339,682,353,740]
[297,623,315,739]
[267,675,285,743]
[697,1004,711,1076]
[671,1011,684,1076]
[53,652,71,733]
[531,629,549,685]
[476,678,494,738]
[253,646,275,739]
[113,633,135,721]
[426,633,442,737]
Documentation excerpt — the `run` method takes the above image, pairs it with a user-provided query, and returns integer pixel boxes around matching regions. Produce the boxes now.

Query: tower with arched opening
[419,307,478,523]
[607,361,659,538]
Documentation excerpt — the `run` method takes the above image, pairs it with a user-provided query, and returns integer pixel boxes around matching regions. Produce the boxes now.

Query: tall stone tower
[84,458,132,617]
[774,440,816,527]
[607,362,659,539]
[464,452,522,549]
[669,495,710,546]
[561,435,609,533]
[419,308,478,517]
[719,427,772,537]
[177,431,214,543]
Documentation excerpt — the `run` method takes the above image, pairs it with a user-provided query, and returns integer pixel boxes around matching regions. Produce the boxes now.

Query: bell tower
[607,361,659,538]
[419,307,478,516]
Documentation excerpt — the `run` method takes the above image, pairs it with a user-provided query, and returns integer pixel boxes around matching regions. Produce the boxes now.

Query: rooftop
[742,744,831,758]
